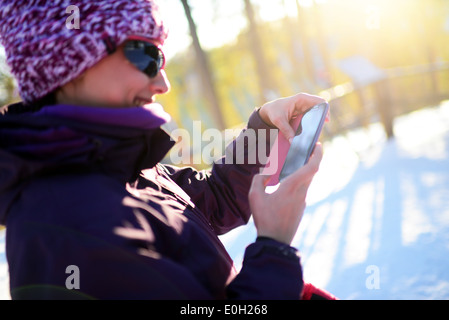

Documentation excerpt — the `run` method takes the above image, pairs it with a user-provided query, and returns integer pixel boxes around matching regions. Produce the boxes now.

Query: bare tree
[243,0,278,104]
[311,2,333,88]
[295,0,316,89]
[180,0,226,130]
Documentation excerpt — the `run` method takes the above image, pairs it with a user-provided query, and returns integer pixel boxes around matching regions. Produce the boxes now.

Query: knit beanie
[0,0,168,103]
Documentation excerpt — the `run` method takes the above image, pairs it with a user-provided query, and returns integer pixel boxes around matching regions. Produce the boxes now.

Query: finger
[281,143,323,188]
[308,142,324,168]
[302,143,323,177]
[294,93,327,113]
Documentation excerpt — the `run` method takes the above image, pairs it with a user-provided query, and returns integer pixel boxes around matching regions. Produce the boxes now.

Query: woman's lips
[134,97,154,106]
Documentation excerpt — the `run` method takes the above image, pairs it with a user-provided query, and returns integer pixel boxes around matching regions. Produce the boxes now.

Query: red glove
[301,283,338,300]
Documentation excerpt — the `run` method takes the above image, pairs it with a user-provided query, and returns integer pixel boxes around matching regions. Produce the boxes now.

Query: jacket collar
[0,102,176,224]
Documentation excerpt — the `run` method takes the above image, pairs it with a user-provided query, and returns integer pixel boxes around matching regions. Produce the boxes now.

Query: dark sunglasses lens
[144,61,159,78]
[124,41,164,78]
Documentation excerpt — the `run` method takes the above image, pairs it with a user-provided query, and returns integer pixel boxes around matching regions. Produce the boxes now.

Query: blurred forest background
[1,0,449,169]
[1,0,449,297]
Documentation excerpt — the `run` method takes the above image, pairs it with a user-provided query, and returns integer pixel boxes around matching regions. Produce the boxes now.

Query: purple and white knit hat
[0,0,168,103]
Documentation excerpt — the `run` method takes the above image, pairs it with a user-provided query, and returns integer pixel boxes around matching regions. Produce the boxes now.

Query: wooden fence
[320,61,449,140]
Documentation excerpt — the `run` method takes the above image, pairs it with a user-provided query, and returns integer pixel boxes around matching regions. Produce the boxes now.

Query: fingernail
[288,137,294,144]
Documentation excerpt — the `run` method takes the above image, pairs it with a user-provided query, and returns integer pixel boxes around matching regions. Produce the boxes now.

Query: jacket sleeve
[159,108,277,235]
[157,111,305,299]
[226,237,304,300]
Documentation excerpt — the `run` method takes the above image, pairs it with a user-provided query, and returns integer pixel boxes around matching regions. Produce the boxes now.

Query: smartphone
[278,102,329,181]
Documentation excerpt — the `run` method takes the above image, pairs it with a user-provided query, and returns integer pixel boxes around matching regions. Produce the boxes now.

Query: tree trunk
[311,2,333,88]
[295,0,316,89]
[180,0,226,130]
[243,0,278,104]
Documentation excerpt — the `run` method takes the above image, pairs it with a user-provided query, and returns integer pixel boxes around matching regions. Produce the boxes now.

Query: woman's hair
[32,92,57,109]
[0,91,57,115]
[1,90,57,115]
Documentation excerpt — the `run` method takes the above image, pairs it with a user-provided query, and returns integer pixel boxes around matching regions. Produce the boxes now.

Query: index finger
[281,143,323,187]
[293,93,327,114]
[305,142,323,173]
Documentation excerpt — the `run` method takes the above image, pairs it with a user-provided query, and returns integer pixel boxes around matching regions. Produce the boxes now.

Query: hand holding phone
[250,144,324,245]
[262,102,329,186]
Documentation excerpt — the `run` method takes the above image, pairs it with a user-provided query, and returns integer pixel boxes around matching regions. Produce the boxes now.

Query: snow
[220,101,449,300]
[0,230,8,300]
[1,101,448,300]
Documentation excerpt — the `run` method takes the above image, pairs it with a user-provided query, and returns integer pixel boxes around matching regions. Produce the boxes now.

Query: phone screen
[278,102,329,181]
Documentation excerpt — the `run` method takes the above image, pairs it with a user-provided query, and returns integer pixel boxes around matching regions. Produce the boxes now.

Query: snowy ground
[220,100,449,300]
[1,101,448,300]
[0,230,6,300]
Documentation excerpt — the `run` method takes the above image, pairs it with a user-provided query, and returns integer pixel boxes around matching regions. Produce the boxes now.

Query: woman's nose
[150,69,170,95]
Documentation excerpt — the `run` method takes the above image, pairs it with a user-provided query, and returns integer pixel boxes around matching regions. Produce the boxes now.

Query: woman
[0,0,335,299]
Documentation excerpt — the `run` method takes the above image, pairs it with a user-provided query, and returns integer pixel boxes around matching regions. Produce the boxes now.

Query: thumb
[276,119,296,144]
[249,174,271,197]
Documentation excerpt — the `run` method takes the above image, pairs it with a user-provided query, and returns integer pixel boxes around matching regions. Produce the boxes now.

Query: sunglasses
[122,36,166,78]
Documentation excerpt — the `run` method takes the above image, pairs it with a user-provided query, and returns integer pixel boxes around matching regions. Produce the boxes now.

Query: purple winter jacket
[0,102,303,300]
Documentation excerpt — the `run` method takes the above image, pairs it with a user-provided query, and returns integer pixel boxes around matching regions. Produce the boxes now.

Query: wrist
[256,231,293,246]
